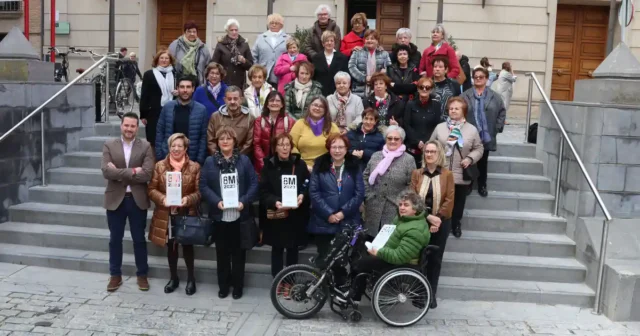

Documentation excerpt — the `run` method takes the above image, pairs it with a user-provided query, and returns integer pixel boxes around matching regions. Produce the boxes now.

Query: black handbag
[171,208,215,246]
[239,217,259,250]
[456,145,480,181]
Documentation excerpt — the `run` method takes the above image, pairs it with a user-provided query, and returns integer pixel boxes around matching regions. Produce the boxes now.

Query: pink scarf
[368,144,406,185]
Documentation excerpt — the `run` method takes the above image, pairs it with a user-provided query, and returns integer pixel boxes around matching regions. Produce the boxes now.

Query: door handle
[588,70,594,77]
[554,69,564,76]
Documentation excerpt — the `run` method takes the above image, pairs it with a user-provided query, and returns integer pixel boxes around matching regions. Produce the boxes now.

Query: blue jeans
[106,195,148,276]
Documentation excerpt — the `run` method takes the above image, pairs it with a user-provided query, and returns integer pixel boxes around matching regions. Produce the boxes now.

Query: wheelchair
[270,224,437,327]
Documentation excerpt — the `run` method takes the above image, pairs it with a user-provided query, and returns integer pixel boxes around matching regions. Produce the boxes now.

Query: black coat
[312,51,349,96]
[363,92,405,126]
[139,69,176,144]
[390,43,422,69]
[212,35,254,89]
[403,97,442,150]
[433,77,462,117]
[387,64,420,102]
[259,154,310,248]
[460,55,472,92]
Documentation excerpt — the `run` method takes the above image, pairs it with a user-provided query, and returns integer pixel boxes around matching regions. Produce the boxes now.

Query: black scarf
[214,148,240,173]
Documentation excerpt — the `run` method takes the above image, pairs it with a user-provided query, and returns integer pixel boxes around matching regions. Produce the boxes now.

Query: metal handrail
[0,54,111,186]
[524,72,613,315]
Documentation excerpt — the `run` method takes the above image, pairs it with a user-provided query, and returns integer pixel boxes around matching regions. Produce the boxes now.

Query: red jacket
[418,42,460,79]
[340,31,365,58]
[252,114,296,174]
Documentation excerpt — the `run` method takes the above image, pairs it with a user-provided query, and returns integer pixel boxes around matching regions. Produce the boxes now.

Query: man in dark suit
[101,112,155,292]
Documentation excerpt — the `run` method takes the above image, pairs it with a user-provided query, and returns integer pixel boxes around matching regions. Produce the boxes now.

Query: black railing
[0,1,22,12]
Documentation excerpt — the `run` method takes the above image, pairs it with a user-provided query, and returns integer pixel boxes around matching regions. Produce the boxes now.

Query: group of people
[105,5,512,310]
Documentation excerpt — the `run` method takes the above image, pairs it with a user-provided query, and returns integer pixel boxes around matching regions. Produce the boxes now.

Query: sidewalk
[0,263,639,335]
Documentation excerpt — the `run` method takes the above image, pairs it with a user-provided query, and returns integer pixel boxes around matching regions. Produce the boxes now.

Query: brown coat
[207,105,255,156]
[147,156,202,247]
[410,168,455,220]
[430,122,484,185]
[101,138,155,211]
[303,19,342,59]
[211,35,254,89]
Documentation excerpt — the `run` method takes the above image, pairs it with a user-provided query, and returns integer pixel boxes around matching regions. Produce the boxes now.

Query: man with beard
[155,75,209,166]
[432,56,461,119]
[101,112,155,293]
[207,86,255,156]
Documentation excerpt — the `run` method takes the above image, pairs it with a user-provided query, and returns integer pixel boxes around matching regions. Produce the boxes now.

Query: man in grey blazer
[101,112,155,292]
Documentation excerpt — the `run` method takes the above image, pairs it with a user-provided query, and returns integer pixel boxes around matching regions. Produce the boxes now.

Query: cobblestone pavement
[0,264,639,335]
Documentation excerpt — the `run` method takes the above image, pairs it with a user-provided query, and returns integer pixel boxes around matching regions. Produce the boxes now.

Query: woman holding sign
[410,140,455,309]
[200,126,259,300]
[148,133,202,296]
[259,133,310,278]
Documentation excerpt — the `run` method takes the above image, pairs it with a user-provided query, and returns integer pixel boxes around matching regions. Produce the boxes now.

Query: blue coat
[199,154,258,222]
[346,124,385,168]
[308,153,365,235]
[155,100,208,165]
[193,83,228,119]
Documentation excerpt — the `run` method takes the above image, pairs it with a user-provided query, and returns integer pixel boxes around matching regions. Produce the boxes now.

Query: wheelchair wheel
[270,264,329,320]
[371,268,432,327]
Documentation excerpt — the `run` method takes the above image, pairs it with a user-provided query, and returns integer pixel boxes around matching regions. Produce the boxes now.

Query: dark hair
[296,61,315,78]
[325,133,351,152]
[446,96,468,118]
[184,20,198,32]
[151,49,176,67]
[394,44,411,56]
[473,67,489,79]
[120,47,127,52]
[363,29,380,41]
[303,96,333,136]
[216,126,238,147]
[431,55,449,69]
[480,57,492,68]
[261,91,285,118]
[120,112,139,124]
[205,62,227,80]
[502,61,511,71]
[368,72,391,88]
[271,132,294,155]
[361,107,380,122]
[177,74,197,88]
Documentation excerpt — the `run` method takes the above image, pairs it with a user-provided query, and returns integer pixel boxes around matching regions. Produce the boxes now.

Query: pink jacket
[273,53,309,95]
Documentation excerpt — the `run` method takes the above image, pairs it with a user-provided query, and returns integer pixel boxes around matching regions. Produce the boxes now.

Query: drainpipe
[267,0,274,15]
[436,0,443,23]
[50,0,55,62]
[605,0,617,55]
[108,0,115,52]
[24,0,29,40]
[40,0,44,59]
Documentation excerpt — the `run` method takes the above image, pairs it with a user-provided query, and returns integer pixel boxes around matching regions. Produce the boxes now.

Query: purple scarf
[307,117,325,136]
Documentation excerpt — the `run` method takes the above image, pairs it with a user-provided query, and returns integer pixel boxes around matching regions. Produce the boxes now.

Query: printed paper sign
[281,175,298,208]
[221,173,239,208]
[165,172,182,206]
[366,224,397,251]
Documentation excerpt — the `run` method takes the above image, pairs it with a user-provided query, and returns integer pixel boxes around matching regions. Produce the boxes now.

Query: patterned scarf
[179,35,199,77]
[294,79,313,108]
[418,172,441,216]
[335,92,349,128]
[445,117,465,157]
[473,89,492,143]
[207,82,222,100]
[214,148,240,174]
[224,35,241,65]
[374,94,389,125]
[307,117,325,136]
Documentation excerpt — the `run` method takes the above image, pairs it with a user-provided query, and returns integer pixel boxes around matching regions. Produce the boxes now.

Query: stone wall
[0,82,94,222]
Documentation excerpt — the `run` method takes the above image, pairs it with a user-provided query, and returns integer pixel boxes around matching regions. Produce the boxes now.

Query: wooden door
[156,0,207,53]
[551,5,608,101]
[376,0,409,50]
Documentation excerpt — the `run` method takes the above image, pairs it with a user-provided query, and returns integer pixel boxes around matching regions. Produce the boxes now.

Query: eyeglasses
[277,143,291,148]
[418,85,432,91]
[424,150,437,154]
[269,100,283,104]
[473,76,486,80]
[330,146,346,150]
[386,137,402,142]
[310,103,324,108]
[353,22,363,26]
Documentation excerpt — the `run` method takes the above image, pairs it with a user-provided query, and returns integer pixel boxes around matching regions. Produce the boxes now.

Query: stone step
[487,156,543,176]
[0,223,586,284]
[464,191,554,213]
[9,202,149,228]
[95,122,146,137]
[30,184,104,207]
[446,230,576,258]
[48,167,105,187]
[462,209,567,234]
[486,173,551,194]
[437,276,594,307]
[64,151,105,168]
[79,136,118,152]
[492,143,536,159]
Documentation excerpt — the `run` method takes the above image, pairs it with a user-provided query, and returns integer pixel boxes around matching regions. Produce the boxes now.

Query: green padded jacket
[377,212,431,265]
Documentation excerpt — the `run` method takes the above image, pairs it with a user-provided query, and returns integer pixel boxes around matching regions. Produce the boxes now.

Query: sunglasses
[418,85,432,91]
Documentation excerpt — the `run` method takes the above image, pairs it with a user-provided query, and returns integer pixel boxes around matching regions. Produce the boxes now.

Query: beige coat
[430,122,484,185]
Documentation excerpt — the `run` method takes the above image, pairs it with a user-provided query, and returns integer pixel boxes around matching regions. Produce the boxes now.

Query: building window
[0,1,22,12]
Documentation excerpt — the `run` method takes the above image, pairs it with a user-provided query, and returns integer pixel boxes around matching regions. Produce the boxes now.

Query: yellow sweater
[290,119,340,168]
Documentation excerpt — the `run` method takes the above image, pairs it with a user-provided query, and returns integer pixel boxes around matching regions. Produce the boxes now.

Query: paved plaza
[0,263,638,336]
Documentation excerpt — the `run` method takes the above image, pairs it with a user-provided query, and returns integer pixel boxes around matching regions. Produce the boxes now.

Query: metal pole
[105,60,110,122]
[437,0,444,23]
[524,75,533,143]
[50,0,55,62]
[108,0,115,52]
[606,0,617,55]
[554,139,564,217]
[24,0,30,40]
[593,219,611,314]
[267,0,274,15]
[41,113,46,186]
[40,0,45,59]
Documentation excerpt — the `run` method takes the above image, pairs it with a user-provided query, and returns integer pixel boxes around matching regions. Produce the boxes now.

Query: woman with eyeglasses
[308,133,364,259]
[410,140,454,309]
[340,13,367,57]
[290,96,340,171]
[403,77,442,167]
[362,72,405,127]
[363,125,416,236]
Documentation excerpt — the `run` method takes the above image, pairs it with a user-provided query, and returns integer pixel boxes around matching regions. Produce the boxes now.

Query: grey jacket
[362,151,416,235]
[348,48,392,97]
[168,37,212,85]
[430,122,484,185]
[251,31,290,83]
[462,88,506,151]
[326,92,364,130]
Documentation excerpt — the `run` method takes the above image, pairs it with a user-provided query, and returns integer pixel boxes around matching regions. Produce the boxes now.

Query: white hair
[385,125,406,142]
[315,4,332,16]
[333,71,351,83]
[224,18,240,31]
[396,28,412,39]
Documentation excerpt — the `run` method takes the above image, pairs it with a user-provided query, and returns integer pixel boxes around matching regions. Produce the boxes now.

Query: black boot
[164,278,179,294]
[185,279,196,296]
[232,287,243,300]
[430,297,438,309]
[478,185,488,197]
[218,287,229,299]
[452,222,462,238]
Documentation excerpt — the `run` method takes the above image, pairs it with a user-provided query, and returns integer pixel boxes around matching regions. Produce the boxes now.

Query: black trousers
[271,247,299,277]
[315,234,335,261]
[452,185,470,229]
[351,254,396,300]
[167,239,195,280]
[215,220,247,291]
[408,150,422,169]
[426,219,451,296]
[477,150,490,188]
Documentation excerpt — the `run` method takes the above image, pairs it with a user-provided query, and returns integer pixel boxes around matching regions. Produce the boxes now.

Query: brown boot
[107,276,123,292]
[137,276,150,291]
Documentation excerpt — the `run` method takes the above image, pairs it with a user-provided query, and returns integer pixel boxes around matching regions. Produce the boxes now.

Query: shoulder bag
[456,144,480,181]
[171,206,215,246]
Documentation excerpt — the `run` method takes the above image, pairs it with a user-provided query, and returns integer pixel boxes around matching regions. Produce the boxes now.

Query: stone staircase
[0,122,595,306]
